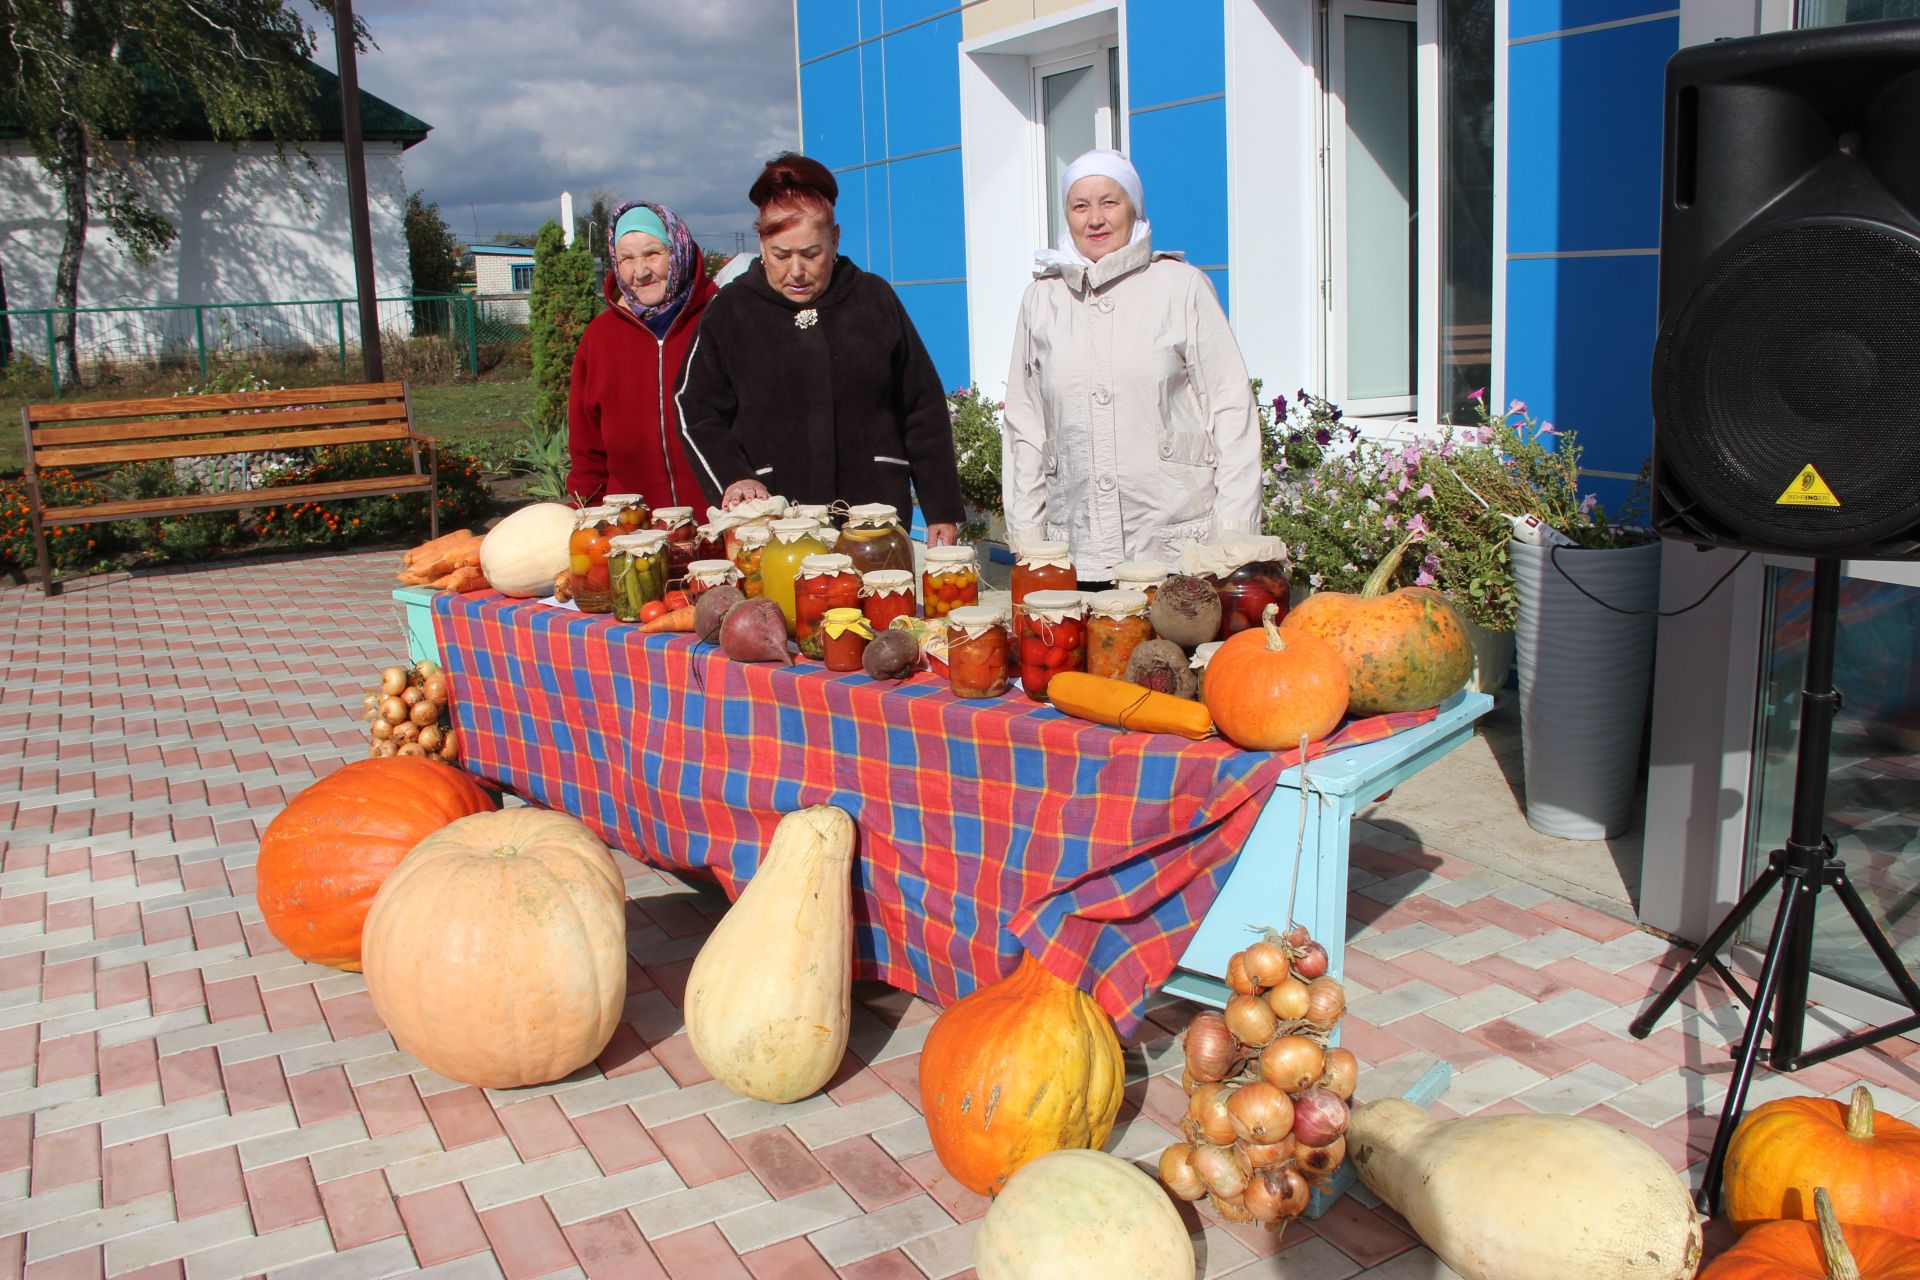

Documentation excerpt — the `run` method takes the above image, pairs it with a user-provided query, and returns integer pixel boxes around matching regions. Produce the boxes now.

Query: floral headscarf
[609,199,699,324]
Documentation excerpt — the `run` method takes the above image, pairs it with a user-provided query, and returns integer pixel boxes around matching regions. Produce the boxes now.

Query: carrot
[434,565,488,593]
[402,528,474,568]
[637,605,698,634]
[415,543,482,581]
[1047,672,1215,740]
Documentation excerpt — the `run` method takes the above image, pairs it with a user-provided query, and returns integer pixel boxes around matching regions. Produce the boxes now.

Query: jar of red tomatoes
[860,570,916,632]
[687,560,742,598]
[1085,590,1153,679]
[1113,561,1170,606]
[821,607,874,673]
[731,523,770,598]
[693,522,727,563]
[839,503,915,576]
[567,505,622,614]
[1014,590,1086,702]
[794,553,862,659]
[946,605,1010,699]
[922,545,980,618]
[604,494,650,533]
[1011,541,1075,605]
[1213,558,1291,639]
[653,506,698,579]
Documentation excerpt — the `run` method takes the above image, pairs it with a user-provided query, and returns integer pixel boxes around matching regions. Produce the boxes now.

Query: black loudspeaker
[1651,20,1920,559]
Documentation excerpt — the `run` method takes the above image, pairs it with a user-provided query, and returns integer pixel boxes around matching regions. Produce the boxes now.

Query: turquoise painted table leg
[392,585,441,667]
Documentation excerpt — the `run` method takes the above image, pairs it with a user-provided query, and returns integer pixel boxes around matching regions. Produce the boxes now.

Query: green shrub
[256,441,490,546]
[528,220,600,433]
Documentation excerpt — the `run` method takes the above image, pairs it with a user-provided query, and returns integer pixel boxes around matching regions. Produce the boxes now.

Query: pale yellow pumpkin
[683,805,854,1103]
[974,1149,1195,1280]
[480,502,576,597]
[361,807,627,1089]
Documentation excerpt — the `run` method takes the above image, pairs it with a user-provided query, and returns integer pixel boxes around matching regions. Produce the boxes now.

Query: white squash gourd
[480,502,577,597]
[683,805,854,1102]
[974,1149,1195,1280]
[1347,1100,1703,1280]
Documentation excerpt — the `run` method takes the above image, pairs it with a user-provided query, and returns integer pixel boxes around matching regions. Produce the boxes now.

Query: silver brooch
[794,309,819,330]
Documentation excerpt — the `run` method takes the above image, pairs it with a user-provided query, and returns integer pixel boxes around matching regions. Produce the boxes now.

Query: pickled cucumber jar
[605,494,650,533]
[1113,560,1171,606]
[1011,541,1075,605]
[860,570,916,632]
[838,503,915,576]
[946,605,1010,699]
[761,518,827,634]
[653,506,698,580]
[730,524,770,598]
[922,545,980,619]
[567,505,622,614]
[608,531,670,622]
[687,559,743,598]
[794,553,862,659]
[1086,590,1153,679]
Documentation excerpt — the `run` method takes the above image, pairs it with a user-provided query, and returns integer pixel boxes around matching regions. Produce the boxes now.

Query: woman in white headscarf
[1000,149,1261,582]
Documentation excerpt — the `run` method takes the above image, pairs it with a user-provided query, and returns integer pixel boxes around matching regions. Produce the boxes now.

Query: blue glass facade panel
[1200,267,1229,319]
[1125,0,1225,106]
[1509,0,1679,40]
[796,0,859,60]
[836,167,872,271]
[887,149,966,282]
[883,14,964,156]
[864,164,894,280]
[859,0,883,40]
[801,51,865,171]
[1129,99,1229,268]
[882,0,956,28]
[862,38,889,164]
[896,281,969,390]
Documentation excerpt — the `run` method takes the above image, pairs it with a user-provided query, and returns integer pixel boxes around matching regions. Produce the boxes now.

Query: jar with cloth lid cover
[760,518,826,633]
[1011,541,1075,605]
[1014,590,1086,702]
[730,524,770,598]
[923,545,980,618]
[947,605,1011,699]
[839,503,915,576]
[861,570,916,632]
[822,608,874,672]
[568,505,622,614]
[608,531,669,622]
[795,553,862,658]
[1086,590,1153,678]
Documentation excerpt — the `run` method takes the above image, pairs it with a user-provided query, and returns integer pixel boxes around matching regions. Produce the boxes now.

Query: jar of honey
[687,560,742,598]
[922,545,980,618]
[1013,590,1086,702]
[760,518,827,633]
[860,570,916,632]
[1085,590,1153,679]
[1113,561,1171,606]
[653,506,698,580]
[1011,541,1075,605]
[731,524,770,598]
[609,531,670,621]
[604,494,650,533]
[946,605,1011,699]
[794,553,862,659]
[567,505,622,614]
[838,503,915,576]
[821,607,874,673]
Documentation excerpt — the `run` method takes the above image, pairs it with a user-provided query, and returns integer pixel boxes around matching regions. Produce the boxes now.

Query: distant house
[467,244,536,324]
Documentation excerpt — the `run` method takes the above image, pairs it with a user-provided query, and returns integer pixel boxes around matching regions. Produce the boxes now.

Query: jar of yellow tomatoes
[922,545,980,618]
[567,505,622,613]
[761,518,827,634]
[604,494,650,533]
[1085,590,1153,679]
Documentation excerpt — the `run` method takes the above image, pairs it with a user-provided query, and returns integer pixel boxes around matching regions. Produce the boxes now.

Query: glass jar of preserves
[693,522,727,563]
[652,506,698,579]
[946,605,1010,699]
[794,553,862,659]
[1086,590,1153,679]
[816,526,842,551]
[1214,559,1292,639]
[609,531,670,621]
[860,570,916,632]
[731,524,770,598]
[793,503,833,526]
[1011,541,1075,605]
[760,518,827,633]
[922,545,980,618]
[605,494,650,533]
[1113,561,1171,606]
[567,505,622,614]
[821,607,874,673]
[1191,641,1224,700]
[687,559,742,599]
[838,503,915,576]
[1014,590,1086,702]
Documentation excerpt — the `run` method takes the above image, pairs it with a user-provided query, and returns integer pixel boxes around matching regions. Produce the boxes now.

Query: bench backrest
[23,382,414,472]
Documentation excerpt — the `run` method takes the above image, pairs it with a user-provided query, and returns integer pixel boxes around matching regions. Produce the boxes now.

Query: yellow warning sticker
[1777,464,1841,508]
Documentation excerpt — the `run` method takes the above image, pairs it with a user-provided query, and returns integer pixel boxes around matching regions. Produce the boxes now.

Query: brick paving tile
[287,1068,357,1127]
[30,1123,101,1194]
[897,1152,991,1224]
[571,1106,664,1176]
[353,1076,431,1138]
[0,1114,30,1174]
[480,1197,585,1280]
[101,1135,170,1208]
[23,1245,105,1279]
[732,1127,832,1200]
[837,1248,925,1279]
[172,1146,248,1220]
[813,1136,919,1211]
[496,1095,579,1161]
[562,1210,668,1280]
[221,1057,291,1114]
[648,1036,713,1089]
[649,1115,748,1188]
[315,1169,404,1251]
[740,1236,839,1280]
[396,1182,490,1267]
[649,1222,753,1280]
[242,1157,324,1234]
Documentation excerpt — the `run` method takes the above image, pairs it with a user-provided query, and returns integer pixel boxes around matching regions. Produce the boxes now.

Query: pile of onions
[362,662,460,764]
[1157,925,1355,1233]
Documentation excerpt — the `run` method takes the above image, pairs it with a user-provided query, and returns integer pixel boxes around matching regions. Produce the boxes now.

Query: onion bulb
[1240,1135,1296,1168]
[1259,1034,1325,1092]
[422,674,448,703]
[1226,951,1259,997]
[417,724,443,753]
[401,686,423,707]
[1297,1135,1348,1183]
[1265,976,1311,1022]
[1273,1166,1313,1217]
[396,742,426,757]
[1284,924,1311,949]
[361,692,380,709]
[1157,1143,1207,1201]
[379,696,408,725]
[372,740,398,758]
[393,721,420,744]
[1242,1166,1292,1224]
[1184,1011,1237,1083]
[1304,977,1346,1029]
[379,666,408,696]
[1208,1192,1256,1223]
[1318,1047,1359,1101]
[1242,939,1291,986]
[1292,941,1330,980]
[1226,1081,1294,1145]
[1224,993,1278,1047]
[1188,1082,1238,1147]
[1290,1088,1350,1148]
[438,730,459,760]
[366,743,383,759]
[1190,1141,1250,1200]
[370,718,394,741]
[416,659,441,680]
[408,700,439,727]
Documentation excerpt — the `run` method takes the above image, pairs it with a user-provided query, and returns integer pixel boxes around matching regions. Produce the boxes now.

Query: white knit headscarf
[1033,148,1153,269]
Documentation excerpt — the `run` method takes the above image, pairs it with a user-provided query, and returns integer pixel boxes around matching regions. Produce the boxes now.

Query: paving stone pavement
[5,550,1919,1279]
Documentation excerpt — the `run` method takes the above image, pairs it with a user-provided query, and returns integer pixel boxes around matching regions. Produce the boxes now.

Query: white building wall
[472,255,522,296]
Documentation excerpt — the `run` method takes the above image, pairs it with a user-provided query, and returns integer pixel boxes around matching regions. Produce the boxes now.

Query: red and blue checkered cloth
[433,592,1437,1033]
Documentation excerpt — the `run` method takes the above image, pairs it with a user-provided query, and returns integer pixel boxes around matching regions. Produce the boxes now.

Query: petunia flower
[1416,482,1435,500]
[1405,514,1429,536]
[1415,569,1437,587]
[1509,399,1527,416]
[1580,494,1598,514]
[1469,387,1486,403]
[1315,428,1331,446]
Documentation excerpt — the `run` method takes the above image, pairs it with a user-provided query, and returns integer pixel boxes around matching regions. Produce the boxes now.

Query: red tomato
[586,562,611,591]
[1020,637,1052,667]
[664,590,692,610]
[639,601,668,623]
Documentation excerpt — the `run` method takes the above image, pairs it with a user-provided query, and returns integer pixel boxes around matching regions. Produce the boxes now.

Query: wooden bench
[20,381,437,594]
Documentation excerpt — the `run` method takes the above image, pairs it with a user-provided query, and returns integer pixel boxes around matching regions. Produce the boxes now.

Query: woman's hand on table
[722,479,770,509]
[925,522,959,548]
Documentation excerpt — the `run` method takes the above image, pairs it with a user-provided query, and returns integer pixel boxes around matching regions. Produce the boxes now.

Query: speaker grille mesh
[1654,221,1920,553]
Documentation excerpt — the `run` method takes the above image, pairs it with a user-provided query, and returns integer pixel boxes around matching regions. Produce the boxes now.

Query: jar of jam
[1191,641,1224,700]
[731,524,770,598]
[687,559,742,598]
[760,518,827,633]
[946,605,1011,699]
[1014,590,1086,702]
[693,522,727,563]
[605,494,650,533]
[609,531,670,621]
[838,503,915,576]
[1086,590,1153,679]
[794,553,862,659]
[1011,541,1075,605]
[861,570,916,632]
[567,505,622,614]
[1113,561,1171,606]
[652,506,698,579]
[1214,559,1292,639]
[821,607,874,673]
[922,545,980,618]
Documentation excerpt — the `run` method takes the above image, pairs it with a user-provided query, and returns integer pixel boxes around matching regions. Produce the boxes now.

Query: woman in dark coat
[675,154,963,544]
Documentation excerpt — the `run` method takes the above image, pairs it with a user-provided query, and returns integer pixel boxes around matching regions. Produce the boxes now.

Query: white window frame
[1032,43,1125,249]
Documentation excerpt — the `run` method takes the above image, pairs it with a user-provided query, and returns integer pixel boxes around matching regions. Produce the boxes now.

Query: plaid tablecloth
[433,591,1437,1032]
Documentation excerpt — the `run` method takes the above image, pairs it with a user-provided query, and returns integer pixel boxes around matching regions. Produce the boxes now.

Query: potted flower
[948,386,1008,551]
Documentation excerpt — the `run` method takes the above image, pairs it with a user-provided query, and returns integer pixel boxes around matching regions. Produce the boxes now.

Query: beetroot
[1151,575,1223,649]
[862,629,919,681]
[694,586,745,644]
[719,598,793,664]
[1125,638,1198,699]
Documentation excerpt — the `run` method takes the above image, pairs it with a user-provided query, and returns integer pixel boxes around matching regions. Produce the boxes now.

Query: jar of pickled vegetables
[1213,559,1292,639]
[609,531,670,621]
[1014,590,1086,702]
[1113,560,1170,606]
[653,506,698,579]
[922,545,980,618]
[1086,590,1153,679]
[1191,641,1224,699]
[821,607,874,673]
[693,522,727,563]
[605,494,650,533]
[568,505,622,613]
[731,524,770,598]
[687,559,742,598]
[760,518,827,633]
[838,503,915,576]
[794,553,862,659]
[1011,541,1075,605]
[860,570,916,632]
[946,605,1011,699]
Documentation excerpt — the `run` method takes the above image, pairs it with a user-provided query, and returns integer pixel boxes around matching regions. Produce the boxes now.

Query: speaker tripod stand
[1629,557,1920,1214]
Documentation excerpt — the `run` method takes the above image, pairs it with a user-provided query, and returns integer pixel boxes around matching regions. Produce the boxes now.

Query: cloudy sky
[312,0,800,251]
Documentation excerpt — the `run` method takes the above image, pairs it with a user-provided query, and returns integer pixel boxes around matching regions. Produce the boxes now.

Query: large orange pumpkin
[1203,603,1350,751]
[1724,1086,1920,1235]
[1280,536,1473,714]
[255,756,497,970]
[1702,1187,1920,1280]
[919,954,1125,1197]
[362,807,628,1089]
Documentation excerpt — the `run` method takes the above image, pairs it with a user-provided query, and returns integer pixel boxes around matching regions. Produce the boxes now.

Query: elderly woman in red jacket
[564,201,716,507]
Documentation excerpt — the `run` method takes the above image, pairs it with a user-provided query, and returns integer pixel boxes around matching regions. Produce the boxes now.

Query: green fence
[0,294,537,397]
